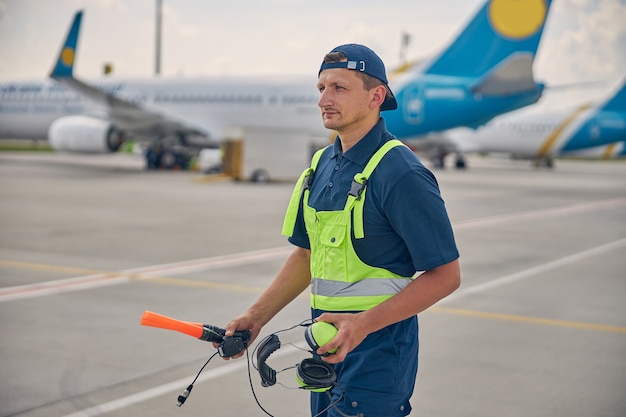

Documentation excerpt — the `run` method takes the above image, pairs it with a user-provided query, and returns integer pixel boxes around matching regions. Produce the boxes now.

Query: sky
[0,0,625,103]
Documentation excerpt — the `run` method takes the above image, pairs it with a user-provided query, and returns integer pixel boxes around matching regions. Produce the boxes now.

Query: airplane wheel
[455,157,467,169]
[160,151,177,169]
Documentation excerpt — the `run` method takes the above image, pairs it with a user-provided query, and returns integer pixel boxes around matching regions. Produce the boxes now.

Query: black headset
[179,319,363,417]
[295,357,336,392]
[256,321,338,392]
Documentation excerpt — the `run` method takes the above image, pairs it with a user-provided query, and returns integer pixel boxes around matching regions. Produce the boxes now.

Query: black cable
[176,351,219,407]
[325,389,363,417]
[246,348,276,417]
[191,351,219,385]
[175,318,364,416]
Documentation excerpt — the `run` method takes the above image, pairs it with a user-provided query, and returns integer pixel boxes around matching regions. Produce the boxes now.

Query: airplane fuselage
[447,105,626,157]
[0,77,325,141]
[0,76,545,143]
[386,74,544,140]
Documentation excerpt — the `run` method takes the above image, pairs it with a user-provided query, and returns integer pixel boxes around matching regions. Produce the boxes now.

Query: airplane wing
[49,11,209,139]
[52,76,208,137]
[470,53,537,96]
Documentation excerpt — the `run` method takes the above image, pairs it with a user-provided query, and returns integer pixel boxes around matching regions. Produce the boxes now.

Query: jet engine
[48,115,125,153]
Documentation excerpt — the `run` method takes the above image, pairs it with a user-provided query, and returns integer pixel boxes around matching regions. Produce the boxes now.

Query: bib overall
[283,139,417,417]
[283,139,414,311]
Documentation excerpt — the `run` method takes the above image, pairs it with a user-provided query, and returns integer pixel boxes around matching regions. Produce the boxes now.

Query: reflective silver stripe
[311,277,412,297]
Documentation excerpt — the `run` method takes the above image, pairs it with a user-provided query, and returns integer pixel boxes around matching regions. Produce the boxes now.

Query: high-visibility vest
[282,139,413,311]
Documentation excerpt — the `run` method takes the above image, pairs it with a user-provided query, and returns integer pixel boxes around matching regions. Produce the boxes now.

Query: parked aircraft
[0,0,552,175]
[439,77,626,168]
[560,142,625,160]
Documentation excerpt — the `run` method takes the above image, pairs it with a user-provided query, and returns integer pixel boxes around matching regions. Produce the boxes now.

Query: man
[223,44,460,417]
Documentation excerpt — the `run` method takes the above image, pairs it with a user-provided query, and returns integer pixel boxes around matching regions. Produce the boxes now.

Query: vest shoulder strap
[281,146,330,237]
[310,146,327,171]
[282,139,405,238]
[360,139,404,181]
[348,139,405,239]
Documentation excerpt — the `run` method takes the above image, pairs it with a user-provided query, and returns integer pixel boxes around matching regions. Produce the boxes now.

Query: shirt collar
[331,118,390,166]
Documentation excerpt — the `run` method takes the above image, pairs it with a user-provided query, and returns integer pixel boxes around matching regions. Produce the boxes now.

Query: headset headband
[255,322,338,392]
[256,334,281,387]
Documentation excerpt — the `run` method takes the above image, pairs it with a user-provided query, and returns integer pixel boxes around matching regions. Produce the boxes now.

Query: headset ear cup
[295,358,336,392]
[306,322,338,354]
[304,325,319,350]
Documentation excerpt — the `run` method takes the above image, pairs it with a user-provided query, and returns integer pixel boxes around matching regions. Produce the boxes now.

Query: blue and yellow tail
[423,0,551,80]
[560,77,626,154]
[50,10,83,79]
[600,78,626,112]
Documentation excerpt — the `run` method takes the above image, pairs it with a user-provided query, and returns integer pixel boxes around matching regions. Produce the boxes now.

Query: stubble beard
[321,108,349,133]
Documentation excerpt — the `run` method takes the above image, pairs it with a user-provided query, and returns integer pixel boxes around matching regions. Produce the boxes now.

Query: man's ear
[369,84,387,109]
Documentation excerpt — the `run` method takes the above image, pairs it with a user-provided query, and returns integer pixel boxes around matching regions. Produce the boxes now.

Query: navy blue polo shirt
[288,118,459,276]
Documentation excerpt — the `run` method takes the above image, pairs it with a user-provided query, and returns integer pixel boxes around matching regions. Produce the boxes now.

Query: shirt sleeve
[384,165,459,272]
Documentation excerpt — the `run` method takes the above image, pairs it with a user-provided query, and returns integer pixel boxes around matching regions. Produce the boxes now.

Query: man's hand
[211,314,261,360]
[314,312,369,363]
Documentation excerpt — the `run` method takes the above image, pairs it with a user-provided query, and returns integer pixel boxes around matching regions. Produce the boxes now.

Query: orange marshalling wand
[140,310,204,339]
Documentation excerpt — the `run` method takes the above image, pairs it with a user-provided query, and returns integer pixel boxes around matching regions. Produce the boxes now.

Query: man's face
[317,68,375,133]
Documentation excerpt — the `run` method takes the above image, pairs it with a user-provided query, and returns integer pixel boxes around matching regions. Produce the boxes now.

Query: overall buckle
[349,179,367,199]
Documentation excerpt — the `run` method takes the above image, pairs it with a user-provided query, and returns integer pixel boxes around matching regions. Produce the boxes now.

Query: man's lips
[322,108,338,117]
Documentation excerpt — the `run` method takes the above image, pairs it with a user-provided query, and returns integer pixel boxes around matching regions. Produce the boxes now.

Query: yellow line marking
[537,103,592,157]
[431,306,626,334]
[0,259,265,291]
[3,260,624,332]
[139,276,266,293]
[134,276,310,299]
[0,259,309,298]
[0,259,106,275]
[0,259,152,282]
[192,173,230,183]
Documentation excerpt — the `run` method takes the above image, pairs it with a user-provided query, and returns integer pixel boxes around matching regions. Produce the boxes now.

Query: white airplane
[559,142,625,160]
[0,0,553,175]
[437,77,626,168]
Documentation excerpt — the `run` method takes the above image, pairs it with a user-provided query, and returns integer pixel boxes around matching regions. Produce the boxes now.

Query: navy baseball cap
[318,43,398,111]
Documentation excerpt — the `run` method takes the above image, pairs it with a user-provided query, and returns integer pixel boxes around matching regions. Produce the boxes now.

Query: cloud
[73,0,129,14]
[537,0,626,84]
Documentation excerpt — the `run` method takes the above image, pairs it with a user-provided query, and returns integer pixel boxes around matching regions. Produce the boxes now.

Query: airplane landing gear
[532,156,554,169]
[144,134,202,170]
[145,141,193,170]
[454,153,467,169]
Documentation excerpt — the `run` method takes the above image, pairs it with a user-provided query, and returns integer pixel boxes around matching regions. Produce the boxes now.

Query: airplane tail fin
[49,10,83,79]
[422,0,552,81]
[600,78,626,112]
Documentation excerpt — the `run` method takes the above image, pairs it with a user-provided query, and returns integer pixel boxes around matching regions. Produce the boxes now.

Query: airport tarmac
[0,151,625,417]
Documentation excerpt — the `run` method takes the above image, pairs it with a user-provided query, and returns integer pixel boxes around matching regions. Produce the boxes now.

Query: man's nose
[318,89,332,107]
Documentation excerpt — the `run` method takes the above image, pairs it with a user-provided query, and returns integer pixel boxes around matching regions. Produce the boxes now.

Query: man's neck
[337,115,380,153]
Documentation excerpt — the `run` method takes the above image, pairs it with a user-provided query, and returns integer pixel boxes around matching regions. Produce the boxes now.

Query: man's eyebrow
[318,79,346,88]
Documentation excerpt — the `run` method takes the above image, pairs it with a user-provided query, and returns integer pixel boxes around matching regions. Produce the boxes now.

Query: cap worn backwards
[318,43,398,111]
